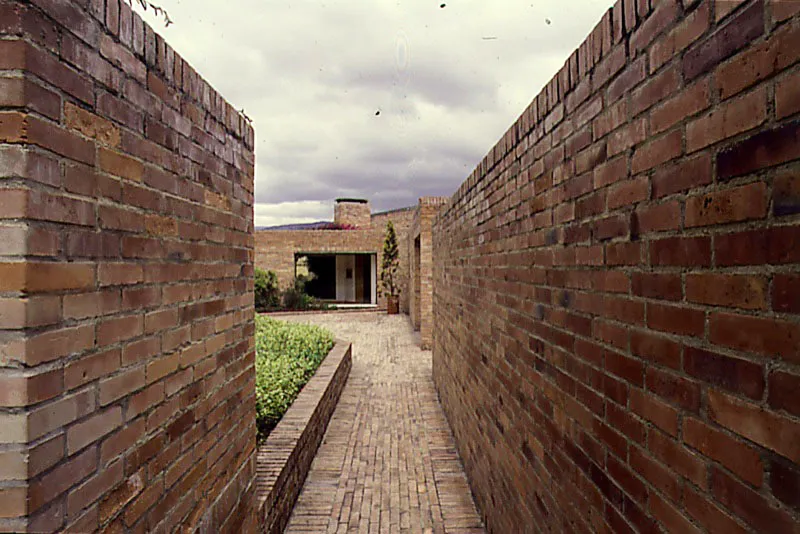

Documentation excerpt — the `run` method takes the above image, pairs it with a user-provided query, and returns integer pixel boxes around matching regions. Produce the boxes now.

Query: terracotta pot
[387,296,400,315]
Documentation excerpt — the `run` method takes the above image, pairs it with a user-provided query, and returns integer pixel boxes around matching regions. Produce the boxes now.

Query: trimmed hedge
[255,315,335,441]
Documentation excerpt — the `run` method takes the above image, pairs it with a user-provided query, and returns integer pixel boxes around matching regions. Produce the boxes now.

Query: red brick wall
[0,1,256,532]
[432,1,800,532]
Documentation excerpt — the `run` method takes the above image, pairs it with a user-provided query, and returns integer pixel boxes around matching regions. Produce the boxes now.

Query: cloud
[133,0,615,227]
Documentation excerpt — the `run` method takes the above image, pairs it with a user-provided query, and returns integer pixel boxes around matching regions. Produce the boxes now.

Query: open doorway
[296,253,376,304]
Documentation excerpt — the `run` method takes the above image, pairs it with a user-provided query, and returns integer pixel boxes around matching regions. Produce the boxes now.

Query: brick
[631,129,682,173]
[649,428,706,485]
[0,77,60,119]
[630,444,681,502]
[715,226,800,266]
[99,366,146,406]
[0,111,27,142]
[686,181,768,227]
[710,312,800,363]
[630,330,680,368]
[768,371,800,417]
[650,492,702,534]
[709,388,800,462]
[99,147,144,182]
[607,55,646,103]
[64,290,120,320]
[773,170,800,217]
[98,314,144,346]
[29,446,96,513]
[685,345,764,399]
[649,236,711,266]
[631,65,681,118]
[649,2,710,72]
[629,0,679,55]
[65,348,121,391]
[683,0,764,81]
[608,118,647,155]
[684,417,763,486]
[24,324,96,367]
[771,0,800,22]
[67,407,122,454]
[0,296,61,329]
[593,155,628,188]
[630,387,679,436]
[99,471,144,524]
[686,273,768,310]
[717,22,800,100]
[776,70,800,119]
[770,456,800,511]
[593,100,627,139]
[146,351,180,384]
[0,368,62,408]
[711,466,797,533]
[684,483,748,534]
[651,153,712,198]
[686,87,767,152]
[650,78,710,134]
[635,200,680,233]
[64,102,121,147]
[66,459,123,518]
[25,114,96,165]
[607,176,649,209]
[717,121,800,180]
[647,301,705,336]
[647,366,701,411]
[98,263,144,287]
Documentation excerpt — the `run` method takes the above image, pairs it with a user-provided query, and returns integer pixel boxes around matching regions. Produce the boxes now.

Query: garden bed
[254,319,352,533]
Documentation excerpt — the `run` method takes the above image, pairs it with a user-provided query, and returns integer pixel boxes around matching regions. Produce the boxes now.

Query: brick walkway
[280,312,485,534]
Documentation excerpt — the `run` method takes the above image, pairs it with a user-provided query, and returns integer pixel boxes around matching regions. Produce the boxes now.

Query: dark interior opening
[303,255,336,300]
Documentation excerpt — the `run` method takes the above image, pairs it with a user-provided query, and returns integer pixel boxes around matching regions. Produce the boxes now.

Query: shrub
[380,220,400,298]
[254,316,335,441]
[254,268,280,312]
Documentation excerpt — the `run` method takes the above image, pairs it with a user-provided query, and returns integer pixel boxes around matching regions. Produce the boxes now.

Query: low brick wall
[254,340,352,533]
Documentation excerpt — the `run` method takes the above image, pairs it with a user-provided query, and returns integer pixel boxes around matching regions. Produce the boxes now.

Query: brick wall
[255,207,414,311]
[408,197,448,349]
[334,199,371,228]
[0,1,256,532]
[432,1,800,533]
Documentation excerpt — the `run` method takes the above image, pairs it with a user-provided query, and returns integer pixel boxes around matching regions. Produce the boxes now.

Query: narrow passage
[282,312,485,534]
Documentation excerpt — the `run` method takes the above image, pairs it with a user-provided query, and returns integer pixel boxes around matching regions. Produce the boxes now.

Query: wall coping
[254,339,352,533]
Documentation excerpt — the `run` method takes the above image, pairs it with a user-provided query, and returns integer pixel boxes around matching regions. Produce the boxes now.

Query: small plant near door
[380,221,401,314]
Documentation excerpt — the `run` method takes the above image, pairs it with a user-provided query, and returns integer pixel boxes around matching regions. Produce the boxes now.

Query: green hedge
[255,315,335,441]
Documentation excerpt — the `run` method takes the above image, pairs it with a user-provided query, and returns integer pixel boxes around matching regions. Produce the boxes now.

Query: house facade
[255,198,447,347]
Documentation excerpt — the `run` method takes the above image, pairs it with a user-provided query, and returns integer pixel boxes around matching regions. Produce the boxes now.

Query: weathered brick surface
[255,207,415,311]
[432,1,800,533]
[0,0,256,531]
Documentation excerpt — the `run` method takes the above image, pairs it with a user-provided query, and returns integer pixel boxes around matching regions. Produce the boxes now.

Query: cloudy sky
[133,0,614,227]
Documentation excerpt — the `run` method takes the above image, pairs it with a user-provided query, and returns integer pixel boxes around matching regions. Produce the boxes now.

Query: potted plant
[380,221,401,314]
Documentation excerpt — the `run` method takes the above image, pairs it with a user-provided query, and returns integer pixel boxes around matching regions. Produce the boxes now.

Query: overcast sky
[133,0,614,227]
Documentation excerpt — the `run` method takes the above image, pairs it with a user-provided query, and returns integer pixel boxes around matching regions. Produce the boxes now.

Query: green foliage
[254,268,280,312]
[280,274,320,310]
[254,316,335,441]
[380,221,400,297]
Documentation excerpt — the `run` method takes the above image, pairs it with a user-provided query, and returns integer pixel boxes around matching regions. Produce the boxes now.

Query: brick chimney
[334,198,371,228]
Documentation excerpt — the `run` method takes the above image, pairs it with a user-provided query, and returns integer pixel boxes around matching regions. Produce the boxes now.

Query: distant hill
[256,221,352,230]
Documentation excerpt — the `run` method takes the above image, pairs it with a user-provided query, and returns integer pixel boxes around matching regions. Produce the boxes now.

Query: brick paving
[281,312,485,534]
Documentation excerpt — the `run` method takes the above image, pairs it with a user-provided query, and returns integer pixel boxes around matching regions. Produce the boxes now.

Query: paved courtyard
[280,312,485,534]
